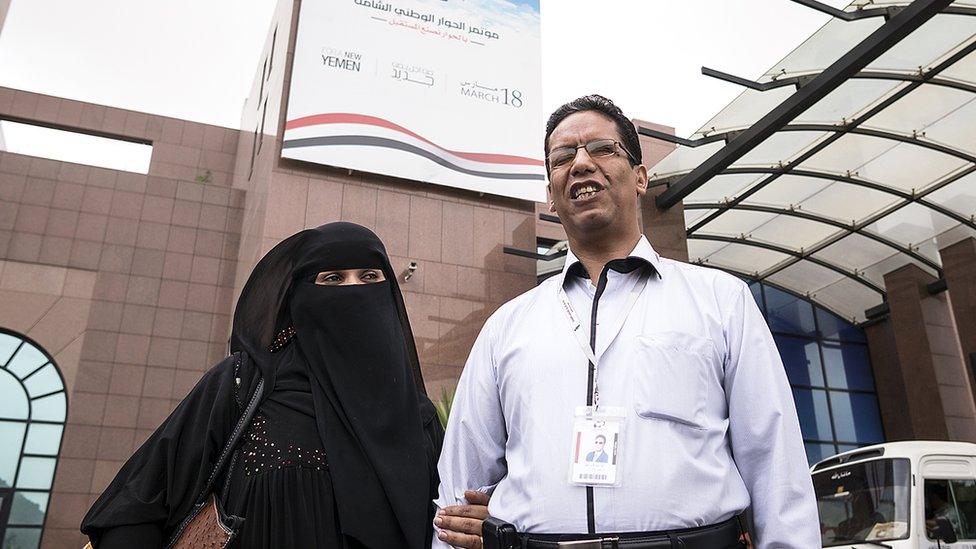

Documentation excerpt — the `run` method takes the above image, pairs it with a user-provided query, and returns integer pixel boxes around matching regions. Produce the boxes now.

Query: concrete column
[864,318,914,441]
[941,237,976,378]
[882,264,949,439]
[633,120,686,261]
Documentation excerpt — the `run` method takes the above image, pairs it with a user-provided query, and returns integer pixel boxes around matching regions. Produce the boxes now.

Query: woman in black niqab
[82,222,443,549]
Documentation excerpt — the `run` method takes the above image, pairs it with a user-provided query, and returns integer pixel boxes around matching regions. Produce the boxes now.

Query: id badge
[569,406,625,487]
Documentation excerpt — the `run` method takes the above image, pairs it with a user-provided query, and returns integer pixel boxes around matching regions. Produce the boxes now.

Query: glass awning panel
[761,18,884,80]
[684,173,764,204]
[795,79,903,124]
[792,181,902,224]
[643,1,976,323]
[865,84,974,134]
[649,141,725,177]
[734,131,831,167]
[940,47,976,82]
[694,87,795,137]
[684,208,719,228]
[696,241,792,275]
[926,171,976,216]
[743,174,835,208]
[687,239,729,263]
[866,201,961,246]
[866,13,976,71]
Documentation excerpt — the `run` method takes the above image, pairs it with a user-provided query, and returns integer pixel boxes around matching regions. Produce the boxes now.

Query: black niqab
[231,221,432,549]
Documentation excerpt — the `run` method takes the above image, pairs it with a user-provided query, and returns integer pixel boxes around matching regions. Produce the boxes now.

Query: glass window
[0,329,65,544]
[0,422,26,486]
[924,479,976,541]
[775,335,825,387]
[830,391,884,444]
[22,364,62,399]
[9,492,48,525]
[0,334,20,365]
[813,458,911,547]
[793,388,834,441]
[23,424,62,456]
[817,307,866,342]
[5,347,47,380]
[804,442,837,466]
[749,282,765,313]
[2,527,41,549]
[764,285,817,336]
[14,457,56,490]
[30,393,66,422]
[823,343,874,391]
[746,281,882,464]
[0,372,28,420]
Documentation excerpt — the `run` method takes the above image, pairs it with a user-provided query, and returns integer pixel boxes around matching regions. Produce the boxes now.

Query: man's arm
[724,281,820,549]
[432,321,509,548]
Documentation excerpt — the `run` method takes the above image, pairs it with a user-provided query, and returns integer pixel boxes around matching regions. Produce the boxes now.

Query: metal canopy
[644,0,976,323]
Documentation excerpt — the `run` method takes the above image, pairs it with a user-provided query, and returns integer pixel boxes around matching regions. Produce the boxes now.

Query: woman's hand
[434,490,491,549]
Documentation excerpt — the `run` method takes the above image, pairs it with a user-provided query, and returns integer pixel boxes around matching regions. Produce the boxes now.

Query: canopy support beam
[655,0,954,209]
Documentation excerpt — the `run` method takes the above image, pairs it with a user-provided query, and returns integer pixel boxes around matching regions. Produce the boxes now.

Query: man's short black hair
[544,94,642,173]
[595,434,607,443]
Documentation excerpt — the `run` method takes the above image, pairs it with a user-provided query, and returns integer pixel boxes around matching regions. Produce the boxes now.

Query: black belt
[484,516,745,549]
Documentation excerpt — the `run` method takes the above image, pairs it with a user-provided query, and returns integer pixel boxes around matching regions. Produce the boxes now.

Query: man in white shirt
[432,95,819,548]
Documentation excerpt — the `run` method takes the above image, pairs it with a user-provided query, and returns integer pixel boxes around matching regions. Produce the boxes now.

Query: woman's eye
[317,273,342,284]
[362,271,378,280]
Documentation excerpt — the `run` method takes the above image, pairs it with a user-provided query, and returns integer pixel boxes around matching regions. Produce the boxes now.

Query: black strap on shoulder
[199,353,266,505]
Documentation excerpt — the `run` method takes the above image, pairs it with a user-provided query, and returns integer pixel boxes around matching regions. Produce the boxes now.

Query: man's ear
[634,165,648,197]
[547,183,556,212]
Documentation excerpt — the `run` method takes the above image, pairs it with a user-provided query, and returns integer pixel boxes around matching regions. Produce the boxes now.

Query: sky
[0,0,849,162]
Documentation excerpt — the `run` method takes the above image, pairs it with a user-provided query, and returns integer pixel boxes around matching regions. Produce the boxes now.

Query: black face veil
[231,222,431,549]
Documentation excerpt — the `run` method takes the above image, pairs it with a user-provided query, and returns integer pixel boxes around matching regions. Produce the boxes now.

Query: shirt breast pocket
[632,332,715,430]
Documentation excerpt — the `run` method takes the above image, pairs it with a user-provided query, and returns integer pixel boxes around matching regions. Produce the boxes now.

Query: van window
[925,479,976,540]
[813,458,911,547]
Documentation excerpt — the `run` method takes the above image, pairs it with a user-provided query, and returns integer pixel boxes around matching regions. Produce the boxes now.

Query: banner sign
[282,0,545,201]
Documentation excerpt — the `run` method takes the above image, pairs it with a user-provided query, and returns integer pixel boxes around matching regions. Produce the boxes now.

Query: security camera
[404,261,418,281]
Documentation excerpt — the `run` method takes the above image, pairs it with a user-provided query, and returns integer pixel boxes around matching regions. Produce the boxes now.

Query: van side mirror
[933,517,958,544]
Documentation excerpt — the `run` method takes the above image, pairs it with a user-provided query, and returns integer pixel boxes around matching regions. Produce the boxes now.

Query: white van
[811,441,976,548]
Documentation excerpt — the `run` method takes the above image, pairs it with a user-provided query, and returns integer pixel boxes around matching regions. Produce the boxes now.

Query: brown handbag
[164,358,266,549]
[81,356,264,549]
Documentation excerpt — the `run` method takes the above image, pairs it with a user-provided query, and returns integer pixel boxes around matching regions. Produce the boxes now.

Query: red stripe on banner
[574,432,581,463]
[285,113,545,166]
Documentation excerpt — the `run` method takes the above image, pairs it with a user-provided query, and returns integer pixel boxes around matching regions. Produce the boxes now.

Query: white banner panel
[282,0,545,201]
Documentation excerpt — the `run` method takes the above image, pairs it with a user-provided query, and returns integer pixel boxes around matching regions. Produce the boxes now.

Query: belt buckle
[556,537,619,548]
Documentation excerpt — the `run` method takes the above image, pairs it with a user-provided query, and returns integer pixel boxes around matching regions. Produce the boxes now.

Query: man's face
[546,111,648,239]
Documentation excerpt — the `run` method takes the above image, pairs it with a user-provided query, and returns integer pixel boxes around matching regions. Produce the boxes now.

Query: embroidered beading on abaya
[81,223,443,549]
[227,345,340,548]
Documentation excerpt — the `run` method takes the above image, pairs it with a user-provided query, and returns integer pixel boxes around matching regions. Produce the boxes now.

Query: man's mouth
[570,182,603,201]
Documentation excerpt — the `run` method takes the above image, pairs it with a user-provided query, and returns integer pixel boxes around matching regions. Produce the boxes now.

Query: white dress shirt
[433,236,819,548]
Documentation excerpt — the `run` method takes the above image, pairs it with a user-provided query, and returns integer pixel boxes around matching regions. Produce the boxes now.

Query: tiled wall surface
[923,292,976,440]
[0,87,245,548]
[1,73,537,545]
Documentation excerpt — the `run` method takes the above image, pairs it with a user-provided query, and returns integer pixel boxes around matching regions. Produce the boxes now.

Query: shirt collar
[558,235,663,289]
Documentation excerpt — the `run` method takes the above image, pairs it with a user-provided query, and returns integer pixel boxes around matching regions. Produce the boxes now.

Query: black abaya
[81,223,443,549]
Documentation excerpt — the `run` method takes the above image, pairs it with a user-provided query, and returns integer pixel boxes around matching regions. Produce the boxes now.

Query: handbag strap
[195,352,265,505]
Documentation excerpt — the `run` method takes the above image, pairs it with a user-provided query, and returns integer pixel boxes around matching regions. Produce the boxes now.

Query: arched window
[747,281,884,465]
[0,329,67,549]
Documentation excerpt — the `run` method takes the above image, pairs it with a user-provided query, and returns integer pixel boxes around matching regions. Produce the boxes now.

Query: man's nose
[569,147,597,176]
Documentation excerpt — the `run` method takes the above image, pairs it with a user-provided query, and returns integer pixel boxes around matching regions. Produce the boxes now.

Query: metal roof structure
[642,0,976,324]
